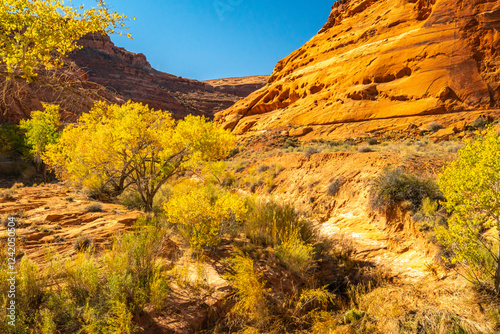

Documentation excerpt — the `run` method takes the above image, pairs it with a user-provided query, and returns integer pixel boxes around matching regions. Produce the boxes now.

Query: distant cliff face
[69,33,241,119]
[215,0,500,139]
[1,33,266,123]
[203,76,269,98]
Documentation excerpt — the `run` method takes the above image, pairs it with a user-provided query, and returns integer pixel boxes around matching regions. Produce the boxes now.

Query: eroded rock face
[215,0,500,139]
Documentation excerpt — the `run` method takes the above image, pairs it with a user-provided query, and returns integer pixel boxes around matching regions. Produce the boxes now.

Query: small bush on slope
[369,167,443,214]
[164,183,247,250]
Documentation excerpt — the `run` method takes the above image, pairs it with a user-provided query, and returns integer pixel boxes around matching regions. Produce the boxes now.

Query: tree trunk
[496,228,500,295]
[145,194,154,213]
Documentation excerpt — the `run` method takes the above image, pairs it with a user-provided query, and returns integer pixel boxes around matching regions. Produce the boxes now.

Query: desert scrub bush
[244,199,314,247]
[164,184,247,250]
[74,235,94,252]
[256,164,270,173]
[304,146,320,158]
[369,167,443,214]
[0,188,14,200]
[103,228,162,312]
[64,251,101,304]
[471,116,490,129]
[0,182,24,200]
[367,138,379,145]
[358,145,373,153]
[327,177,345,196]
[276,230,316,276]
[412,197,447,234]
[224,253,269,326]
[428,122,443,132]
[79,301,136,334]
[149,271,170,311]
[85,203,103,213]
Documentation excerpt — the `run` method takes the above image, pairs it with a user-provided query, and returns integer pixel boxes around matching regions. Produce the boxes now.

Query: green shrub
[103,228,161,313]
[0,123,28,155]
[39,309,57,334]
[471,116,490,129]
[149,271,170,311]
[64,252,101,304]
[343,309,365,324]
[369,168,443,214]
[18,257,46,311]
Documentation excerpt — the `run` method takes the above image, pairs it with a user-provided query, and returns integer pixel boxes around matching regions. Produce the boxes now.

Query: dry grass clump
[327,177,345,197]
[0,227,169,333]
[73,235,94,252]
[342,282,496,334]
[428,122,443,132]
[0,182,23,200]
[358,145,374,153]
[85,203,103,213]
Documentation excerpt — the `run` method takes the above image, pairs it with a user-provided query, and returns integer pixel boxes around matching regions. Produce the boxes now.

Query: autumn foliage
[0,0,128,82]
[44,101,237,211]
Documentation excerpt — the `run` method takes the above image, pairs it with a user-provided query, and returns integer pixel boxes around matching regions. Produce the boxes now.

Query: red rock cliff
[1,33,260,123]
[215,0,500,139]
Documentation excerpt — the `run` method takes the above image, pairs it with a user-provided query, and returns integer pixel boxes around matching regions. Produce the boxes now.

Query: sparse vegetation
[358,145,373,153]
[369,167,443,214]
[327,177,345,196]
[428,122,443,132]
[304,146,320,158]
[73,235,94,252]
[471,116,490,129]
[85,203,103,213]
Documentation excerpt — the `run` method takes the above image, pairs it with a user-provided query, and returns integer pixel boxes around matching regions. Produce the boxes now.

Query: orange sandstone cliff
[215,0,500,139]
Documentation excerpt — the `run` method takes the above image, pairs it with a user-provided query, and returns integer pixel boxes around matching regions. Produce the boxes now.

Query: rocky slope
[215,0,500,140]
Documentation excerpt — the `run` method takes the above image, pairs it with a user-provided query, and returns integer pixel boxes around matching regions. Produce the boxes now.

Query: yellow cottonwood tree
[44,101,237,212]
[438,128,500,294]
[0,0,128,82]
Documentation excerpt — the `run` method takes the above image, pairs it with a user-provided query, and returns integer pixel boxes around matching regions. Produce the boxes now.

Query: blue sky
[101,0,334,80]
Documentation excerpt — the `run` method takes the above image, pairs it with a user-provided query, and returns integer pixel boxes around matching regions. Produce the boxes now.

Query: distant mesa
[215,0,500,140]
